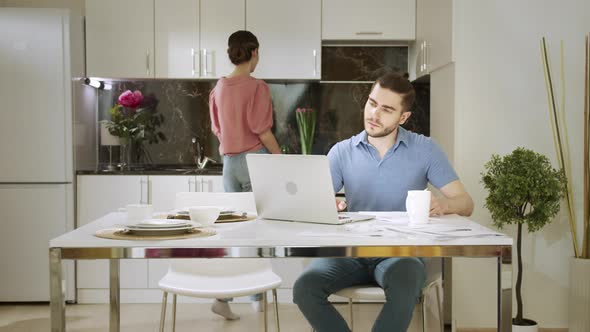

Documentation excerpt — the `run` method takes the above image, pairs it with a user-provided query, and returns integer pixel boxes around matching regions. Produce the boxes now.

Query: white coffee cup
[405,190,431,225]
[126,204,153,223]
[188,206,221,226]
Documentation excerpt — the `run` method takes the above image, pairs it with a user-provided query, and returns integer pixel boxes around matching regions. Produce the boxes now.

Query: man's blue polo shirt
[327,127,458,212]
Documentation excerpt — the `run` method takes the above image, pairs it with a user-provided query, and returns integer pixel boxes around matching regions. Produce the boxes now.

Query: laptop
[246,154,374,224]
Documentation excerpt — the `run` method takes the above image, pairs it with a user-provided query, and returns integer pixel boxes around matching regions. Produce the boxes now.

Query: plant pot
[512,320,538,332]
[569,257,590,332]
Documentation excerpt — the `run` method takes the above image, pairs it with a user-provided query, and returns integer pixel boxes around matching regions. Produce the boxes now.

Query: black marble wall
[97,46,429,167]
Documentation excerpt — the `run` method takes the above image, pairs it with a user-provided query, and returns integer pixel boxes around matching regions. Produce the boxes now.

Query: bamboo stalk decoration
[540,37,580,258]
[584,34,590,258]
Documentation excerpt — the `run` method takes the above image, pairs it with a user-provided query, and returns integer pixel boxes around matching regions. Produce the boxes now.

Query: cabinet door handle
[147,179,152,204]
[425,42,430,72]
[355,31,383,35]
[146,50,150,76]
[202,49,208,76]
[420,41,426,73]
[191,48,196,77]
[140,178,148,204]
[188,178,195,192]
[313,49,317,77]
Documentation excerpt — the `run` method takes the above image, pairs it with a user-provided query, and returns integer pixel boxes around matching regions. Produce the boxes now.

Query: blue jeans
[222,147,268,192]
[220,147,268,302]
[293,257,426,332]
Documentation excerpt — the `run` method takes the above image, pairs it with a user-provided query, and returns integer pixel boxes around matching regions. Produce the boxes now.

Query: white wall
[449,0,590,328]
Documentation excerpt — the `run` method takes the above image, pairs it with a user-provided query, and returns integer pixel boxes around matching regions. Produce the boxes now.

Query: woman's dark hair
[371,72,416,112]
[227,30,259,65]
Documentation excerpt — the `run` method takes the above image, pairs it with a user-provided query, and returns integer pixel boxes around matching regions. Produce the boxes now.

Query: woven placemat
[94,227,216,241]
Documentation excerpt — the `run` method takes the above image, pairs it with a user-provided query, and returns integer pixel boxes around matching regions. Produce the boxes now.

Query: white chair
[332,258,444,332]
[158,192,282,332]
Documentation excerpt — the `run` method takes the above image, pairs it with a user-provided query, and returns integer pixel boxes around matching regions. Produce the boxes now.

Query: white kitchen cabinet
[198,175,224,193]
[246,0,321,79]
[411,0,453,79]
[148,175,194,211]
[76,175,148,291]
[76,174,223,297]
[322,0,416,41]
[200,0,246,78]
[85,0,155,78]
[154,0,199,78]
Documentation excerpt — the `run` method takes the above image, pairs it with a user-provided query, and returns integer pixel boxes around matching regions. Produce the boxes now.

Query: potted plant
[481,147,567,332]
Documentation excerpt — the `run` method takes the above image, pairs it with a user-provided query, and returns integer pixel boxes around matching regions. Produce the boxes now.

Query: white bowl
[188,206,221,226]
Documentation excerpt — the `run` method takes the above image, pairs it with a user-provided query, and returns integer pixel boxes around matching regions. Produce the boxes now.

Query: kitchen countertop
[77,166,223,176]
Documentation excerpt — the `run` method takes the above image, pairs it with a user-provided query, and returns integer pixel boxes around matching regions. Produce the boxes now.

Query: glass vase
[119,139,133,170]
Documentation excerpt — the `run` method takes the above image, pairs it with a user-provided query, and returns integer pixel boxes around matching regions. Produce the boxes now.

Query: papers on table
[298,212,504,240]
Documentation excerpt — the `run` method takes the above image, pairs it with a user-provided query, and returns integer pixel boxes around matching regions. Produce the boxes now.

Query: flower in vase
[118,90,143,109]
[106,90,165,143]
[295,107,316,155]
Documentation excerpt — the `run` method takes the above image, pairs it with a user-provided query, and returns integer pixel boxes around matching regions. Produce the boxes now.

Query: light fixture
[84,77,102,89]
[83,77,111,90]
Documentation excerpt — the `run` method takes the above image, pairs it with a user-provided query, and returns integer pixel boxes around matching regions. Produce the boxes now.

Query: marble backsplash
[95,46,429,167]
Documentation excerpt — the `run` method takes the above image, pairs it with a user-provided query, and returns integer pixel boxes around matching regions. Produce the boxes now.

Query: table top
[50,212,512,259]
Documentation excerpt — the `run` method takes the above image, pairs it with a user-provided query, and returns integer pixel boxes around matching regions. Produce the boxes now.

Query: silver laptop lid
[246,154,341,224]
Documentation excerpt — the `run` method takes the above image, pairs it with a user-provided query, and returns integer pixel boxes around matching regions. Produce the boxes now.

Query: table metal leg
[498,249,513,332]
[442,257,452,331]
[50,248,65,332]
[110,259,121,332]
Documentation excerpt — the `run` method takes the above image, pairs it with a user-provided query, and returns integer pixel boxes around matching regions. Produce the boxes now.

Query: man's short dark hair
[371,72,416,112]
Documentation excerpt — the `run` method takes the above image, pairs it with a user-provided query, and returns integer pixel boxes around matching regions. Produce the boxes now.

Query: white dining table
[49,212,513,332]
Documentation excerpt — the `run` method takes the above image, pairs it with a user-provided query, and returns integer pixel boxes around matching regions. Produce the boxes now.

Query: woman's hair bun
[227,30,259,65]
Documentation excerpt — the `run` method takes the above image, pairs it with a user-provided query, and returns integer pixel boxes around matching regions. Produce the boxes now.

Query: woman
[208,30,281,320]
[210,30,281,192]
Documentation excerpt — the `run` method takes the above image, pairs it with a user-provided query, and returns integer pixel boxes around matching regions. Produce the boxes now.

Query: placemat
[94,227,216,241]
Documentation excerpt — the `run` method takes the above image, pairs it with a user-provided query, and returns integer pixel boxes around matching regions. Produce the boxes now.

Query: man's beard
[365,120,397,138]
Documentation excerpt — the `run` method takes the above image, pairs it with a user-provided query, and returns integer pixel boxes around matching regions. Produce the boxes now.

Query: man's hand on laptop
[336,200,347,212]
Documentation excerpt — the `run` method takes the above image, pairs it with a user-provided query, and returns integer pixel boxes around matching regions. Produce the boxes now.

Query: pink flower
[118,90,143,109]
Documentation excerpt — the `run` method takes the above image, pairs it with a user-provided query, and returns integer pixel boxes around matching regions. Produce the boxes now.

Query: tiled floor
[0,302,435,332]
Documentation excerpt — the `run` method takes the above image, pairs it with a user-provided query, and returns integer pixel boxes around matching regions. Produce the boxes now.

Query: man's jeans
[293,257,426,332]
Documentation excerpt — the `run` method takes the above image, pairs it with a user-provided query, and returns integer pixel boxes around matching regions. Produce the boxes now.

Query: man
[293,72,474,332]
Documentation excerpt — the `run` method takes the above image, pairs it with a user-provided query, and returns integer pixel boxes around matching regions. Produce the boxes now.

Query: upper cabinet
[86,0,418,79]
[200,0,246,78]
[87,0,246,79]
[85,0,154,78]
[247,0,321,79]
[322,0,416,41]
[412,0,453,79]
[154,0,245,78]
[154,0,199,78]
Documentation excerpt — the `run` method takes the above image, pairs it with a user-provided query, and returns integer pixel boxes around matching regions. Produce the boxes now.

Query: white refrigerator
[0,8,83,301]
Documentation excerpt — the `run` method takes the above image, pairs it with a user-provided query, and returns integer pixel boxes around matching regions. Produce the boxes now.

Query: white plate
[126,224,195,232]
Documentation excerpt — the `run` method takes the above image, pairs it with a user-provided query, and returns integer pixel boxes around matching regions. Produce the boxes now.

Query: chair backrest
[174,192,257,213]
[171,192,267,275]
